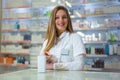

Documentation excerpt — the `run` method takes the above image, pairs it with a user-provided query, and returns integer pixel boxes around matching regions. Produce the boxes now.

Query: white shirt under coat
[40,31,86,70]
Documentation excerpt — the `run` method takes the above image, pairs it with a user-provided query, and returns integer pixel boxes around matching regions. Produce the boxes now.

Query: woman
[40,5,86,70]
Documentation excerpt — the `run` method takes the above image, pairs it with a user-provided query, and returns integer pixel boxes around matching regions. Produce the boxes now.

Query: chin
[59,27,66,30]
[59,29,65,32]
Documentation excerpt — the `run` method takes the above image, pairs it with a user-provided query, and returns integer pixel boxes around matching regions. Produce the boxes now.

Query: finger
[46,55,52,60]
[45,52,51,56]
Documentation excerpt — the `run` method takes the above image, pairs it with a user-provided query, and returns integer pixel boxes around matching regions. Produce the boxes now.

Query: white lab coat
[40,31,86,70]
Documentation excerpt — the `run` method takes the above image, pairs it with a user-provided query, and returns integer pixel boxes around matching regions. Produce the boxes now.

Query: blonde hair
[44,5,74,52]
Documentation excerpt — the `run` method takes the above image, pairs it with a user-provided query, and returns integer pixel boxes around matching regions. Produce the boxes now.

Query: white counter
[0,69,120,80]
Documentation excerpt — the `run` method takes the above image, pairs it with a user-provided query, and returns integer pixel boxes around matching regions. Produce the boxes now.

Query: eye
[62,16,67,19]
[55,16,59,19]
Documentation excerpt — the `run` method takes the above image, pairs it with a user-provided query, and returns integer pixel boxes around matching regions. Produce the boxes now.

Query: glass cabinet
[66,0,120,70]
[0,0,120,70]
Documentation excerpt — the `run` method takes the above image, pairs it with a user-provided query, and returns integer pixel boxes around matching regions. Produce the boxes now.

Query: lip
[57,23,65,26]
[58,24,64,26]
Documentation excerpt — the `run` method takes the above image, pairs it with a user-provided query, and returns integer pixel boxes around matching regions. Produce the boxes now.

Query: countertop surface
[0,69,120,80]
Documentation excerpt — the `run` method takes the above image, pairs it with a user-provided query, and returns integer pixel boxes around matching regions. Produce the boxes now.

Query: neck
[57,31,64,37]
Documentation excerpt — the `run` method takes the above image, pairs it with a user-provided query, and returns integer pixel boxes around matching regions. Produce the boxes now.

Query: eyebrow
[55,14,67,17]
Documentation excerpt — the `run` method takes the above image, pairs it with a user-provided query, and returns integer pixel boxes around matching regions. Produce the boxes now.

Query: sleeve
[72,33,86,57]
[53,33,86,70]
[54,55,85,70]
[40,40,48,55]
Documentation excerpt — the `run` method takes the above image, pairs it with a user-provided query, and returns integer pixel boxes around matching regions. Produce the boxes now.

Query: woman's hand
[44,52,52,62]
[44,52,57,64]
[46,63,53,70]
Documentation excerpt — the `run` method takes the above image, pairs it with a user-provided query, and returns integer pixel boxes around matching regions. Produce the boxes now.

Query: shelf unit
[67,0,120,69]
[51,0,118,70]
[0,0,32,67]
[0,0,64,68]
[0,0,120,70]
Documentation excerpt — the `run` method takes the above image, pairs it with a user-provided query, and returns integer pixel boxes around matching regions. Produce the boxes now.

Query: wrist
[46,63,54,70]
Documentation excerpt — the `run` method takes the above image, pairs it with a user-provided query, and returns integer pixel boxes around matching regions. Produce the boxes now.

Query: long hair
[44,5,74,52]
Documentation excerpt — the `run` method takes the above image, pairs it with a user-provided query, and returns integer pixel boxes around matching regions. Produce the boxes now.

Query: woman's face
[55,9,68,34]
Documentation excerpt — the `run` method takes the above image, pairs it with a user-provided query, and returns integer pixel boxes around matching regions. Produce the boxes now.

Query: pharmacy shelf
[71,13,120,20]
[67,0,119,6]
[0,63,29,67]
[107,41,120,43]
[2,29,46,33]
[0,52,29,55]
[3,6,30,9]
[83,41,107,44]
[3,18,31,20]
[74,27,120,34]
[68,1,120,9]
[1,40,30,44]
[86,54,107,57]
[2,11,119,21]
[2,29,29,32]
[1,0,120,69]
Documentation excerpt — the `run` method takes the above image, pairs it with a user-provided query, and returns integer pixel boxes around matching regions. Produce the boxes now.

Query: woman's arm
[46,33,86,70]
[53,33,86,70]
[53,54,85,70]
[46,54,85,70]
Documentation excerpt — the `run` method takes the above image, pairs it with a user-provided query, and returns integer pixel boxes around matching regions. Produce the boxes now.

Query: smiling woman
[39,5,86,71]
[55,9,68,36]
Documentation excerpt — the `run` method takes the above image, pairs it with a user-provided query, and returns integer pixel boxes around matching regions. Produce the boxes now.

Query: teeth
[59,23,64,26]
[60,24,63,26]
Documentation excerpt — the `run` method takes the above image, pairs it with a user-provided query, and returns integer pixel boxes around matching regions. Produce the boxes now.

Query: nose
[59,17,63,22]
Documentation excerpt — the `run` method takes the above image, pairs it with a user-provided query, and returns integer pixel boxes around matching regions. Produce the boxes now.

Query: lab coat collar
[59,31,68,39]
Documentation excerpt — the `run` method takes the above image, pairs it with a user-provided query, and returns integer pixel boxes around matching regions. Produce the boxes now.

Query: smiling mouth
[58,23,65,26]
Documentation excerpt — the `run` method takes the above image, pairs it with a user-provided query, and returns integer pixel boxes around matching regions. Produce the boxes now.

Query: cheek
[65,19,68,24]
[65,20,68,27]
[55,20,58,25]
